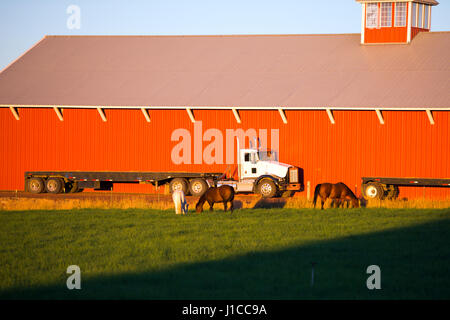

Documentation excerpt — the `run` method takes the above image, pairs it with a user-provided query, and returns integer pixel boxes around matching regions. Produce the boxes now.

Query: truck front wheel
[257,179,277,198]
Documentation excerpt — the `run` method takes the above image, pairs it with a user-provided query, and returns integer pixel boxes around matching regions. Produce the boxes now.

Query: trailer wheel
[386,185,400,200]
[27,177,45,194]
[363,182,385,200]
[189,178,208,196]
[66,181,80,193]
[45,177,64,194]
[169,178,189,195]
[257,179,278,198]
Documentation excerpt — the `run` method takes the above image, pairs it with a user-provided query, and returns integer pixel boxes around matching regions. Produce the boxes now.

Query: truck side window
[244,153,250,162]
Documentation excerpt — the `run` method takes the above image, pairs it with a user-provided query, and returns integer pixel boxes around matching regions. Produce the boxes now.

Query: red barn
[0,0,449,199]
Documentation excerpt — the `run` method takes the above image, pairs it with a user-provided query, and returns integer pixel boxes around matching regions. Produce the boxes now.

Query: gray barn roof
[0,32,449,111]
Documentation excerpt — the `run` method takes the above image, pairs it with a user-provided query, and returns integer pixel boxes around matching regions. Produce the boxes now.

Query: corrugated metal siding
[0,109,449,198]
[364,26,408,43]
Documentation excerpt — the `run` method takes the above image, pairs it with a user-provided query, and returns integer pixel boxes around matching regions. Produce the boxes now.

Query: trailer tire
[386,185,400,200]
[27,177,45,194]
[363,182,385,200]
[257,179,278,198]
[66,181,79,193]
[189,178,208,196]
[45,177,64,194]
[169,178,189,195]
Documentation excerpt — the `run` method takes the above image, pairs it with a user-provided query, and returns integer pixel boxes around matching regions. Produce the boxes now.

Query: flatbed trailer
[361,177,450,200]
[24,171,223,196]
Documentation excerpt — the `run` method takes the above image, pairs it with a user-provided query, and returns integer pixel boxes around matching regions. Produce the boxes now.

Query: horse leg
[334,199,339,208]
[320,197,325,210]
[223,201,227,212]
[229,200,234,213]
[209,201,214,211]
[333,199,341,208]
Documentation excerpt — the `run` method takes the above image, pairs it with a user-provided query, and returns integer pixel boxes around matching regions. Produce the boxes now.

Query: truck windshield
[259,150,278,161]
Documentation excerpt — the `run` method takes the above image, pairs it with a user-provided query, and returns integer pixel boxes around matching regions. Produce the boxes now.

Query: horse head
[352,197,360,208]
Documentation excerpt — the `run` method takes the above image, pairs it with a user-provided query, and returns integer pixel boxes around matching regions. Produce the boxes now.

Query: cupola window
[395,2,407,27]
[366,3,379,28]
[381,3,393,27]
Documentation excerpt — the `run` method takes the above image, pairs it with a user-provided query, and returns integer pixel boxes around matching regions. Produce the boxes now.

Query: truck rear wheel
[45,177,64,194]
[257,179,277,198]
[363,182,385,200]
[169,178,189,195]
[27,177,45,194]
[189,178,208,196]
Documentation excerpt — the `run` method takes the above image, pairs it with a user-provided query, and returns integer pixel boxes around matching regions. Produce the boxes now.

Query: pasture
[0,206,449,299]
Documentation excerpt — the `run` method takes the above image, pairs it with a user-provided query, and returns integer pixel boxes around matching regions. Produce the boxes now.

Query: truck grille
[289,168,298,183]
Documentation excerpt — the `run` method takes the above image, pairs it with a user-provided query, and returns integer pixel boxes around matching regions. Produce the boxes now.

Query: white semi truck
[213,140,301,198]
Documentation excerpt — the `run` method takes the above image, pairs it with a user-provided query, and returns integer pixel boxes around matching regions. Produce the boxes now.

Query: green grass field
[0,207,449,299]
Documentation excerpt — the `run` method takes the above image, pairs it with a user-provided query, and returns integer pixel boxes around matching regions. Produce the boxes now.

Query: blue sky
[1,0,449,70]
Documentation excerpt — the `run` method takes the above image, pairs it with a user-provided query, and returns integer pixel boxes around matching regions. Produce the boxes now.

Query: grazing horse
[172,190,188,214]
[313,182,359,210]
[196,185,235,213]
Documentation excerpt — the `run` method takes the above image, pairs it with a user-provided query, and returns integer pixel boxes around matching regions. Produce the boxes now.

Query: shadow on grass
[253,198,287,209]
[1,219,449,300]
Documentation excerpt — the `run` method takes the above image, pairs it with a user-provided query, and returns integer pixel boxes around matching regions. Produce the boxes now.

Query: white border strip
[361,3,366,44]
[407,2,412,43]
[278,108,288,124]
[9,107,20,120]
[326,109,335,124]
[186,108,195,123]
[232,108,241,124]
[426,109,435,125]
[1,105,448,111]
[97,107,107,122]
[53,107,63,121]
[141,107,151,122]
[375,109,385,124]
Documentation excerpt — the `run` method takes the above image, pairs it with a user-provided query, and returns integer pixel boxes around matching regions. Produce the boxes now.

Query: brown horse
[313,182,359,209]
[196,185,235,213]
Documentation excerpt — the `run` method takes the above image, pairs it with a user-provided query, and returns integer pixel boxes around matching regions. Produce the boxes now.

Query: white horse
[172,190,188,215]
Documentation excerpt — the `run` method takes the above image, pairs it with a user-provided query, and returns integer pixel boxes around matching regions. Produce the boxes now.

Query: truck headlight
[289,167,298,183]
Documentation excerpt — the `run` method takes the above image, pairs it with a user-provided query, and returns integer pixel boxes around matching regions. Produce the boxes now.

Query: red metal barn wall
[0,108,449,199]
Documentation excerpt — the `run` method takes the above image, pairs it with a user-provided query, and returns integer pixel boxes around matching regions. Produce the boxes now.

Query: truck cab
[240,149,288,180]
[218,145,302,198]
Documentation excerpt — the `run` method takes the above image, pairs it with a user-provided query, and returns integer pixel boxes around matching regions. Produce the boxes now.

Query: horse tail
[313,184,321,208]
